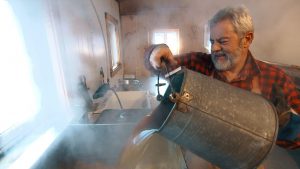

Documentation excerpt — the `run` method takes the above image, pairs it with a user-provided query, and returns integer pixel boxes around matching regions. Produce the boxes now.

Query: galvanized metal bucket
[151,68,278,169]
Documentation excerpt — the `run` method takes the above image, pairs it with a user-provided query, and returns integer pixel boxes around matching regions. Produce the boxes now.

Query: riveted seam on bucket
[177,102,189,113]
[180,91,193,103]
[158,102,178,132]
[251,102,278,169]
[169,92,181,103]
[171,105,195,141]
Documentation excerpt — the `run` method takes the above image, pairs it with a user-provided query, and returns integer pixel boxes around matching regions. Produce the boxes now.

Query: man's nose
[211,42,221,52]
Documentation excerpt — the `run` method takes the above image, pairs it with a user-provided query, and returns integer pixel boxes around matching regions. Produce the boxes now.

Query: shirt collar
[214,51,261,82]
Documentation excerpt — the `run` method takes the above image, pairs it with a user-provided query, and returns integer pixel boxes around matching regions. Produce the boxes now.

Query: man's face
[210,20,245,71]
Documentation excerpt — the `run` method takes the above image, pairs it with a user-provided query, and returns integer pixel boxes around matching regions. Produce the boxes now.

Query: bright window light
[0,1,40,135]
[8,128,57,169]
[108,22,119,70]
[106,13,121,75]
[152,29,180,55]
[204,23,211,53]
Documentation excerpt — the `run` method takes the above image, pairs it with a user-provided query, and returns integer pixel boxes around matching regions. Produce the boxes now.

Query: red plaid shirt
[145,45,300,149]
[175,51,300,113]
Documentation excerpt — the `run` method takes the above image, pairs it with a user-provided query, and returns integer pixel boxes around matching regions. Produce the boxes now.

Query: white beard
[211,47,242,71]
[212,53,234,71]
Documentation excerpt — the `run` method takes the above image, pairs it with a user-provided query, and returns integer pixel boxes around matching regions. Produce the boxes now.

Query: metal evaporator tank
[150,67,278,169]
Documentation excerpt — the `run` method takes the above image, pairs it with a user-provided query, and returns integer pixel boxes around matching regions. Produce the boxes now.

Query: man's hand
[149,44,177,70]
[271,84,291,128]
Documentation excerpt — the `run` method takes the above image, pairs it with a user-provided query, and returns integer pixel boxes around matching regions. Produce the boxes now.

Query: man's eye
[219,40,228,44]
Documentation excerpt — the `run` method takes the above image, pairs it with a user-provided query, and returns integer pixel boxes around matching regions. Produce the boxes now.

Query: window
[105,13,121,76]
[0,2,63,168]
[0,1,41,153]
[204,23,211,53]
[151,29,180,55]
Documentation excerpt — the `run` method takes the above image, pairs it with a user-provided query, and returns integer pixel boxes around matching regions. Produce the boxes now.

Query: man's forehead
[210,20,236,39]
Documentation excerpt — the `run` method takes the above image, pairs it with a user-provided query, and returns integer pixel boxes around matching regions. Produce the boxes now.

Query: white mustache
[212,52,228,58]
[212,52,227,58]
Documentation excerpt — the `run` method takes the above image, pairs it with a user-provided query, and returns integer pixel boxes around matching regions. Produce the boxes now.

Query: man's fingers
[149,45,175,70]
[169,56,178,66]
[149,53,163,69]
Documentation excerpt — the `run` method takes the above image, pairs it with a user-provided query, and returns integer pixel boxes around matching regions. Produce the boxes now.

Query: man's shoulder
[256,60,287,75]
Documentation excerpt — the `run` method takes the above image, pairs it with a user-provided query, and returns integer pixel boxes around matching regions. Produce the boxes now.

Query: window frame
[0,1,40,155]
[105,12,121,77]
[150,28,180,55]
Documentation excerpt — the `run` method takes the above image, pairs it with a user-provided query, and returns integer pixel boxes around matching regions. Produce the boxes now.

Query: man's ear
[243,32,254,48]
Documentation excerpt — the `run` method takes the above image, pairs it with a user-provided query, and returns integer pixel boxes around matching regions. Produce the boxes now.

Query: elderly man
[145,5,300,169]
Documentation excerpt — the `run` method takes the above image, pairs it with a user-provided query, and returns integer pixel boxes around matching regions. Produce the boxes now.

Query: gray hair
[209,5,254,38]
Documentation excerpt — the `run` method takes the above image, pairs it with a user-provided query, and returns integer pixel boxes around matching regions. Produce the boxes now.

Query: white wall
[91,0,124,84]
[44,0,123,119]
[47,0,122,95]
[120,0,300,77]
